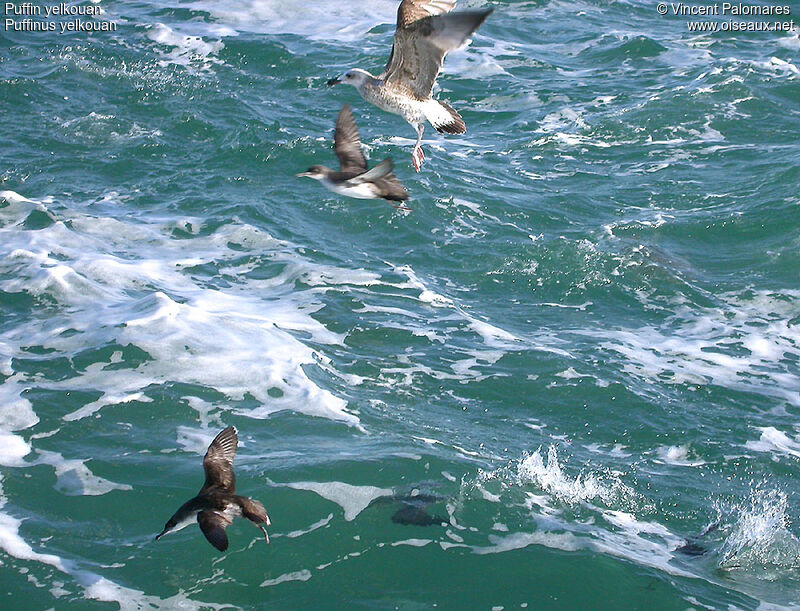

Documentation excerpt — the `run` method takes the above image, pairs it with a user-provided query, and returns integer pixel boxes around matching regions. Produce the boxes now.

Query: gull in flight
[328,0,492,171]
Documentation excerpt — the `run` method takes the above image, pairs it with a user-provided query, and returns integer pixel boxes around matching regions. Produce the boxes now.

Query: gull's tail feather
[425,99,466,135]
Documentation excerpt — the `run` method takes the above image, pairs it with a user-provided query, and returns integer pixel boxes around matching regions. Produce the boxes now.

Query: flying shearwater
[327,0,492,171]
[296,104,410,206]
[155,426,270,552]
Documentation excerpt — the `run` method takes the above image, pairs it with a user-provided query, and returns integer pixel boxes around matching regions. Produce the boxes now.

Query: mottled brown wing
[397,0,457,28]
[334,105,367,174]
[201,426,237,493]
[197,510,232,552]
[383,1,456,86]
[383,9,492,100]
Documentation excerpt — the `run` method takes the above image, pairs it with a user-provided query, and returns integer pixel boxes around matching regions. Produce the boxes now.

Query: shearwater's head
[327,68,372,89]
[295,165,330,181]
[155,516,178,541]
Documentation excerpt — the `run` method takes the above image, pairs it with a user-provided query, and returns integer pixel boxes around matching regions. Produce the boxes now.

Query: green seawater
[1,0,799,608]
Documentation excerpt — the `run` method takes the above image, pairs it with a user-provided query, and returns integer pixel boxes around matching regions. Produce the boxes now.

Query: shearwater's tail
[377,167,410,202]
[424,99,466,135]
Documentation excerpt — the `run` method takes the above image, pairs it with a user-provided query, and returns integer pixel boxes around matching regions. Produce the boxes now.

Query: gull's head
[327,69,371,89]
[296,165,328,181]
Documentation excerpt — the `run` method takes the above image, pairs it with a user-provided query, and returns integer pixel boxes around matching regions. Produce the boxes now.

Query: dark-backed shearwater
[296,104,410,206]
[327,0,492,171]
[155,426,270,552]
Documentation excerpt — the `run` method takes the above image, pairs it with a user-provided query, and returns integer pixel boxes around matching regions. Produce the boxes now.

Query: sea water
[1,0,799,608]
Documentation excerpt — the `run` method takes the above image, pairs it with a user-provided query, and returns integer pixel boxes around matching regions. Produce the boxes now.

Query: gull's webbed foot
[411,146,425,172]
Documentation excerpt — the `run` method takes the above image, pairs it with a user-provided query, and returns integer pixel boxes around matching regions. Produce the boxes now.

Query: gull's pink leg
[411,124,425,172]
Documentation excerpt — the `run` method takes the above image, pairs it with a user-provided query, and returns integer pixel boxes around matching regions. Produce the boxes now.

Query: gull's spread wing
[383,4,492,100]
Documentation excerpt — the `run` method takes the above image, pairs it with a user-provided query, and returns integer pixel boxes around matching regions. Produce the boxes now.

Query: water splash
[718,483,800,574]
[516,445,636,507]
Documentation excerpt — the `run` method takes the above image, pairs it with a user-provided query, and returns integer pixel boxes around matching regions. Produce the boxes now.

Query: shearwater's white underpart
[297,105,410,207]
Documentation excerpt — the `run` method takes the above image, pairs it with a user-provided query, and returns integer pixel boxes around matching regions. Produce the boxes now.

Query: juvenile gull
[328,0,492,171]
[297,104,410,206]
[155,426,270,552]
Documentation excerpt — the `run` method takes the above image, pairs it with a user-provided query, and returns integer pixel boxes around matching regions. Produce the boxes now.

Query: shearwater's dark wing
[201,426,237,493]
[382,3,492,100]
[197,510,232,552]
[334,105,367,174]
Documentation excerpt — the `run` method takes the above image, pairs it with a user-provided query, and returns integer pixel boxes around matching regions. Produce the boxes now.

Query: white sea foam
[35,450,132,496]
[64,392,152,422]
[0,380,39,467]
[284,514,334,539]
[0,513,67,572]
[585,443,631,458]
[591,290,800,408]
[390,264,454,308]
[591,510,692,578]
[392,538,432,547]
[260,569,312,587]
[0,191,360,428]
[778,33,800,51]
[539,107,587,133]
[58,112,163,143]
[655,444,705,467]
[367,261,570,389]
[146,22,226,67]
[745,427,800,460]
[473,530,583,555]
[0,190,47,214]
[179,0,398,42]
[0,432,32,467]
[83,580,228,610]
[284,481,392,521]
[759,57,800,78]
[0,385,38,433]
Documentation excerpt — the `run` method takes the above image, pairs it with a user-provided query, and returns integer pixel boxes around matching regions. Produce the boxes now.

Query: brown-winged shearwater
[327,0,492,171]
[297,104,410,207]
[155,426,270,552]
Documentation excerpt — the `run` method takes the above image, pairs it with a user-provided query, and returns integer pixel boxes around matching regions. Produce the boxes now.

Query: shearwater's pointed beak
[295,171,311,178]
[327,77,341,87]
[155,529,167,541]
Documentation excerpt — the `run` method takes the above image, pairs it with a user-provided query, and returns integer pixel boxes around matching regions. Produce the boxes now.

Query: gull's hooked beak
[327,77,341,87]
